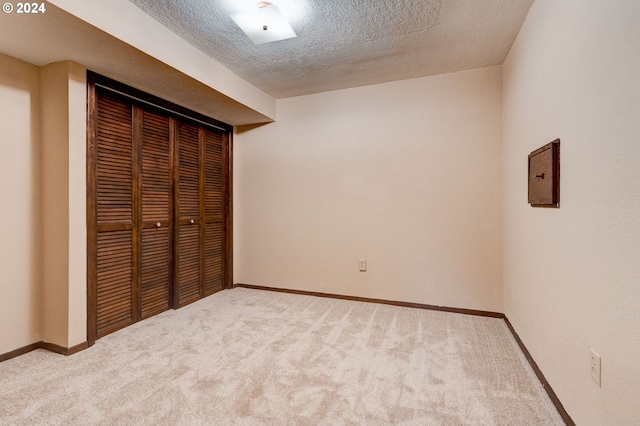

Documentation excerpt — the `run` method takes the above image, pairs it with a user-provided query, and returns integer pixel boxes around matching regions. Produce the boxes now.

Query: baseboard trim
[0,342,42,362]
[235,283,505,318]
[0,340,89,362]
[40,341,89,356]
[66,341,90,355]
[503,318,575,426]
[235,282,574,426]
[39,342,67,355]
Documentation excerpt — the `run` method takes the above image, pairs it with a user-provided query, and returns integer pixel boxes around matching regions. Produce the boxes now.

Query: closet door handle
[155,222,161,228]
[189,219,195,224]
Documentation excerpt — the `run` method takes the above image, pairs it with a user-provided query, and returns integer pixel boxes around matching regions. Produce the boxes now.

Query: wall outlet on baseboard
[590,348,601,387]
[358,259,367,272]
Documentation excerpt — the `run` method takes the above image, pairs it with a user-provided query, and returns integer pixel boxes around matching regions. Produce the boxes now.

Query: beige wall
[40,61,87,348]
[40,62,69,346]
[0,57,88,354]
[0,54,43,354]
[502,0,640,423]
[235,67,504,312]
[67,63,88,348]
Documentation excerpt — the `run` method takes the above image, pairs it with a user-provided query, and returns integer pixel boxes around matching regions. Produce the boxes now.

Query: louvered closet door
[95,92,135,337]
[139,109,172,318]
[93,91,172,338]
[175,121,201,307]
[203,128,225,296]
[89,73,231,344]
[174,123,227,306]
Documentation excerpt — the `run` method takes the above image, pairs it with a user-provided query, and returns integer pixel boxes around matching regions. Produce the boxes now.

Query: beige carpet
[0,288,564,425]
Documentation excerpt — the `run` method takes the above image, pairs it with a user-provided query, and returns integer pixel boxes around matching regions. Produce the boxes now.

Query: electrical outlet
[590,348,601,387]
[358,259,367,272]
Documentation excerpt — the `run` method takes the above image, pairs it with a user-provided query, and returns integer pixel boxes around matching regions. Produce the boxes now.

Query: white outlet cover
[358,259,367,272]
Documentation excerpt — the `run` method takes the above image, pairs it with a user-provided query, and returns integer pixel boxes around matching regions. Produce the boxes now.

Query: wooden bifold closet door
[87,75,231,344]
[174,123,226,307]
[139,108,172,319]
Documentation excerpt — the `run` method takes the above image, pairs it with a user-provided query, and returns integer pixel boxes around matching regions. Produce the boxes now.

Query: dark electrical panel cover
[528,139,560,208]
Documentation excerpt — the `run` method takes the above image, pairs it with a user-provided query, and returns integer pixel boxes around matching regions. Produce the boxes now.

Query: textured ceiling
[127,0,534,98]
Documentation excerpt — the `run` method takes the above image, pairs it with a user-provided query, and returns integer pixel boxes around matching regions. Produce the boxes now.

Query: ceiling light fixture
[231,1,297,45]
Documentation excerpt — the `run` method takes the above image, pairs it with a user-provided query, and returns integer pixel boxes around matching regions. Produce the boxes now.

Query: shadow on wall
[235,122,272,135]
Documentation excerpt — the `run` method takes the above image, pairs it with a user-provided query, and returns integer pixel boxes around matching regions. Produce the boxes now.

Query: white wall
[0,54,42,354]
[235,67,504,312]
[502,0,640,424]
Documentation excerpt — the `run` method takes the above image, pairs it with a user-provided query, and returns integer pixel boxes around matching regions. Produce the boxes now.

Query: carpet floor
[0,287,564,425]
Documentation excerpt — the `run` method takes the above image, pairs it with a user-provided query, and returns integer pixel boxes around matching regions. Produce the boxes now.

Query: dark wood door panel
[204,128,223,219]
[175,122,206,307]
[142,110,171,223]
[177,122,200,219]
[95,90,135,339]
[177,224,200,306]
[204,222,223,296]
[203,128,225,298]
[96,93,133,225]
[96,229,133,337]
[94,91,174,337]
[140,109,172,318]
[140,227,170,318]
